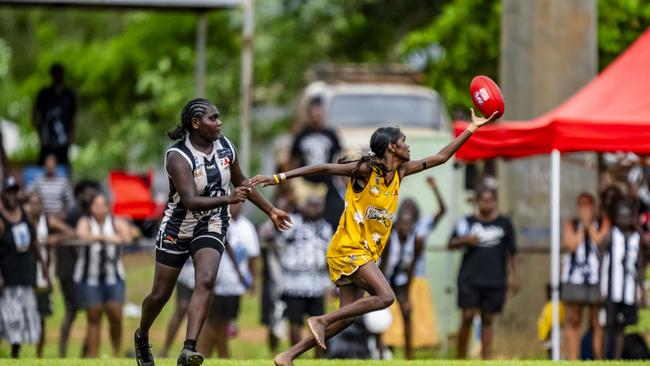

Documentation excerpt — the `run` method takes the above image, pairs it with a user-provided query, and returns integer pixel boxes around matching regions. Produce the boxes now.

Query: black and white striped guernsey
[561,219,601,286]
[73,216,125,286]
[600,227,641,305]
[156,135,236,255]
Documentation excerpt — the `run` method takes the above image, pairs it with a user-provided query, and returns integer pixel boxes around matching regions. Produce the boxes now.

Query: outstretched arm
[250,161,372,187]
[229,149,292,231]
[400,109,498,178]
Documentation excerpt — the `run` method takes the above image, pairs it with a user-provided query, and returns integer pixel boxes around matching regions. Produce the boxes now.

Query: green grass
[0,360,649,365]
[1,250,648,361]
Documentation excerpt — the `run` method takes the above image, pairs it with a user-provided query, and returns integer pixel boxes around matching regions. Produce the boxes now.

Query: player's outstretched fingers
[307,317,327,350]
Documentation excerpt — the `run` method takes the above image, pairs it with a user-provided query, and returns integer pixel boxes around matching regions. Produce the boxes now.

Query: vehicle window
[327,94,440,129]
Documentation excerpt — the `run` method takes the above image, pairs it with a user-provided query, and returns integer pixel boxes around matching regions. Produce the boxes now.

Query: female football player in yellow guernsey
[250,109,497,366]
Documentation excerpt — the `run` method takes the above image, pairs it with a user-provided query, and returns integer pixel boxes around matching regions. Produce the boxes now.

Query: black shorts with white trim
[155,231,226,268]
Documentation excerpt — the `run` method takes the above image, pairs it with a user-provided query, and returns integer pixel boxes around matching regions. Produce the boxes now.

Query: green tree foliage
[399,0,650,114]
[0,0,647,178]
[0,8,241,178]
[598,0,650,68]
[399,0,500,114]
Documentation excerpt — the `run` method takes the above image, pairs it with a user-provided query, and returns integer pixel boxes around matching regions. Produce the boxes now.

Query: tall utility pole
[498,0,597,359]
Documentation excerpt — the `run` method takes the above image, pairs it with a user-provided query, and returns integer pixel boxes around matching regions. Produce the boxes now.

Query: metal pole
[442,161,461,356]
[195,13,207,97]
[239,0,253,174]
[550,149,561,360]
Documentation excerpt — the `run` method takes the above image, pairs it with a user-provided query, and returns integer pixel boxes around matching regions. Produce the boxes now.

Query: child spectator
[537,284,565,358]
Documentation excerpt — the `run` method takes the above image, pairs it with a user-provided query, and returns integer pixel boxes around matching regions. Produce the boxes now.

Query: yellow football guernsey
[327,167,400,284]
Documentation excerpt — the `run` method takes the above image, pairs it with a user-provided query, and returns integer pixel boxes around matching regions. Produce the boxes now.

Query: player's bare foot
[273,352,293,366]
[307,316,327,350]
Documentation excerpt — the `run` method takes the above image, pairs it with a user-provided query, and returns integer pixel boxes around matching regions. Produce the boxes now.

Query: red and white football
[470,75,505,119]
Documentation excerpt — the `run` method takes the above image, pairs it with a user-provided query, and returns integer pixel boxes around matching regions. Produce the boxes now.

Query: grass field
[0,360,649,365]
[0,250,648,361]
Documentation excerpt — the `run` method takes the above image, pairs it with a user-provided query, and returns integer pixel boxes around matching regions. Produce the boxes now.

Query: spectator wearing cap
[0,177,49,358]
[289,96,344,230]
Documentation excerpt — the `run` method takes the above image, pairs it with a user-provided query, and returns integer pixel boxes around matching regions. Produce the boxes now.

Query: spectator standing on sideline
[290,96,343,230]
[381,207,423,359]
[265,196,331,352]
[28,153,73,216]
[380,176,446,357]
[197,203,260,358]
[59,180,99,357]
[32,63,76,166]
[448,188,519,360]
[404,176,447,277]
[561,192,610,360]
[599,202,648,359]
[25,192,75,358]
[600,185,624,223]
[258,186,297,355]
[0,177,49,358]
[74,192,133,358]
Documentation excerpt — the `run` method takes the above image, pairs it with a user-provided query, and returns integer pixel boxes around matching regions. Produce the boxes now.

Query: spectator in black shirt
[448,188,519,359]
[289,96,343,229]
[0,177,49,358]
[33,63,76,166]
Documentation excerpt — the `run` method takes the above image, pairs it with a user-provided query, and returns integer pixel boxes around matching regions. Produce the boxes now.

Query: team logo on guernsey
[364,206,393,227]
[217,148,232,168]
[370,185,380,195]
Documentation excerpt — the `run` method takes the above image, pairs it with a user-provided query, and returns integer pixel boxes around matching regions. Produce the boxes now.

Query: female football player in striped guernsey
[134,98,291,366]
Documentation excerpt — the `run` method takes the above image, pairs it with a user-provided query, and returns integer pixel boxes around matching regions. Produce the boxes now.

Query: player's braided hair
[168,98,213,140]
[338,126,402,178]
